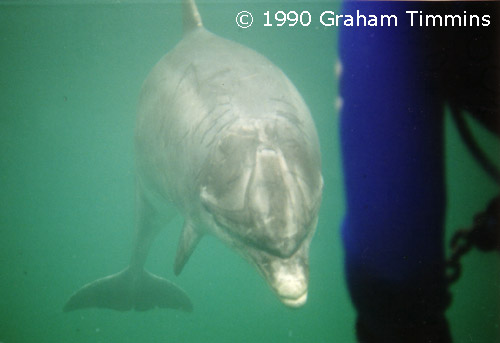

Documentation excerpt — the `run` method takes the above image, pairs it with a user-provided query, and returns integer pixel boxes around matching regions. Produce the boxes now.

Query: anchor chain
[446,195,500,285]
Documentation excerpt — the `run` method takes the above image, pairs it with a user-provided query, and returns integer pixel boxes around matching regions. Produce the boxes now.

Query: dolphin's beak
[263,257,308,307]
[246,240,311,308]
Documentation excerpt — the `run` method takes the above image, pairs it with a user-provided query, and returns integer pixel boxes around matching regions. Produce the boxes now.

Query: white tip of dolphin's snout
[281,292,308,308]
[273,268,308,308]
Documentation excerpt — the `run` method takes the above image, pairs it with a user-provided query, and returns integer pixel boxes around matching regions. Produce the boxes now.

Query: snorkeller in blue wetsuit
[339,2,499,342]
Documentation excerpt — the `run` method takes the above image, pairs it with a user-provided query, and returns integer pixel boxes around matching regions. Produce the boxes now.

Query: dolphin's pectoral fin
[63,267,192,312]
[174,220,202,275]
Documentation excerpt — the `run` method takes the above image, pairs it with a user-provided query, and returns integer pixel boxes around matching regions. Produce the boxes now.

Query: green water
[0,1,498,342]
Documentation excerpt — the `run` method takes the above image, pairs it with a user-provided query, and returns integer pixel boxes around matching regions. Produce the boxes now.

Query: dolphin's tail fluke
[63,267,193,312]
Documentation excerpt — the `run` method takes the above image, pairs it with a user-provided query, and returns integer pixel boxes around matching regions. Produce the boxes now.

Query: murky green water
[0,1,498,342]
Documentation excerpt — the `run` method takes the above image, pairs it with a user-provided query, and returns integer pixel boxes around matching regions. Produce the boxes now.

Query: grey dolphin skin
[64,0,322,311]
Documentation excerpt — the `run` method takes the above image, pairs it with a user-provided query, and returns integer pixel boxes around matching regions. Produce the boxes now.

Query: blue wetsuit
[339,2,450,341]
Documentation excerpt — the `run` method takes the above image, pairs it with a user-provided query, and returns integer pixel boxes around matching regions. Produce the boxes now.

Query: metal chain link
[446,195,500,285]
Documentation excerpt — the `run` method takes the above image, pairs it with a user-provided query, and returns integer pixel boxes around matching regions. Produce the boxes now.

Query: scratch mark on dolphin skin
[275,110,302,126]
[200,108,232,144]
[176,63,201,97]
[205,116,239,149]
[158,65,200,137]
[191,97,231,138]
[191,106,216,137]
[203,68,232,85]
[270,98,304,128]
[270,97,297,110]
[239,73,259,82]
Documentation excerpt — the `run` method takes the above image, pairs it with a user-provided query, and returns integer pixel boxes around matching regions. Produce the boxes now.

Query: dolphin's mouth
[280,291,308,308]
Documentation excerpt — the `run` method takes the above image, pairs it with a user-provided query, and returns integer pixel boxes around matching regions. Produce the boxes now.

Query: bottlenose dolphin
[64,0,322,311]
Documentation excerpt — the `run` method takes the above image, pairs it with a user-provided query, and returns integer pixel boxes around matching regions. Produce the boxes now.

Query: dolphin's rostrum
[64,0,322,311]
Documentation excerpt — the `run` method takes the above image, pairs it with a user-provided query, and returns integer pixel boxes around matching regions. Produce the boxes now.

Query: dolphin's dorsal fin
[183,0,203,35]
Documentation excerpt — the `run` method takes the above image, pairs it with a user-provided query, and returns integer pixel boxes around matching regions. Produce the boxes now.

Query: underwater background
[0,1,498,342]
